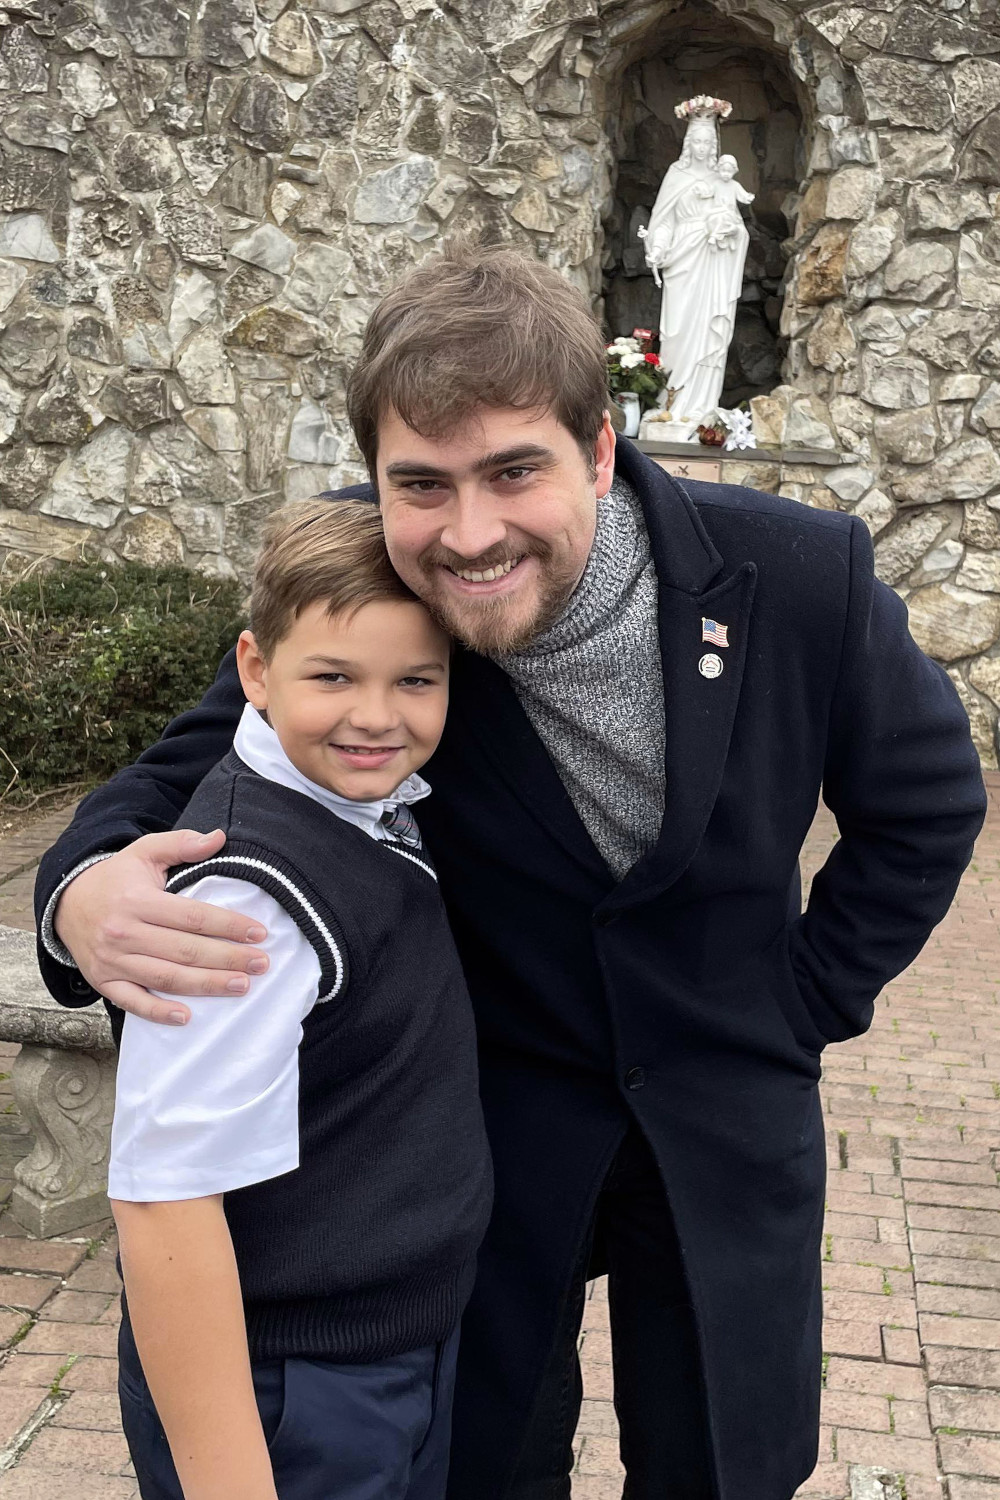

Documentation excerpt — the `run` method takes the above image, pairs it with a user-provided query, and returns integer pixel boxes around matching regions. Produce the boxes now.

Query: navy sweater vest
[166,751,493,1362]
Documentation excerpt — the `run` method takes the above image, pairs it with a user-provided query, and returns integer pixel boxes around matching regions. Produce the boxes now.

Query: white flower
[717,407,757,451]
[610,337,640,353]
[619,350,645,369]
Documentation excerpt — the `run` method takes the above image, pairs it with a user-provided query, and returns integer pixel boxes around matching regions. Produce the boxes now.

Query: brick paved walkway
[0,803,79,934]
[0,785,998,1497]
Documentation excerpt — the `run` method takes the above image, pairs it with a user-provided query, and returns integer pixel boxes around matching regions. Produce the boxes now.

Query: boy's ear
[236,630,269,710]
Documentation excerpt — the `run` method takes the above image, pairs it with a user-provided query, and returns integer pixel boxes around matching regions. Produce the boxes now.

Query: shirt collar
[233,702,431,835]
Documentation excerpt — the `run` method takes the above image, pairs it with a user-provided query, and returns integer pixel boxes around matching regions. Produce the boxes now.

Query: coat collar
[448,440,758,909]
[602,441,757,911]
[612,437,724,595]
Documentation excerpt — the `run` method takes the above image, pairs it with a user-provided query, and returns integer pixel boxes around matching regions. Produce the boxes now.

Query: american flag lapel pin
[701,618,729,649]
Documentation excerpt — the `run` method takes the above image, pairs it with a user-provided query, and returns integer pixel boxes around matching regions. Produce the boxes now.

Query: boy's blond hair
[250,499,417,660]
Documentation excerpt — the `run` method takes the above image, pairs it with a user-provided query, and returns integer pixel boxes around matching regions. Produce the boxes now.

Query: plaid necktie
[379,802,421,849]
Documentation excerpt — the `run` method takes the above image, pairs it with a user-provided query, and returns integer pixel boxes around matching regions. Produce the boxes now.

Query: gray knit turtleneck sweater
[492,476,665,880]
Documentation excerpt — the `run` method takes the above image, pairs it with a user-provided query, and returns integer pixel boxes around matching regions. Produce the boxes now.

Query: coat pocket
[763,929,828,1057]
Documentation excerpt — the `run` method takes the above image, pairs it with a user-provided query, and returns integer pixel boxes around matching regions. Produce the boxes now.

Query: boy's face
[237,599,450,802]
[718,159,736,179]
[376,405,616,654]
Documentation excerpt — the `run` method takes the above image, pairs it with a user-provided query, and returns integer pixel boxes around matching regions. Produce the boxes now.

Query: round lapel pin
[699,653,724,679]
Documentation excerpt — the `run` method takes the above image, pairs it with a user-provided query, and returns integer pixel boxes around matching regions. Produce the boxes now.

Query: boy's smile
[237,597,450,802]
[331,742,406,771]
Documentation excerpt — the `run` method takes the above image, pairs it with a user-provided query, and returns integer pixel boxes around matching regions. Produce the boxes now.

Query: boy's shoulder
[171,757,354,1002]
[172,754,442,988]
[176,751,369,879]
[176,751,336,841]
[170,747,247,832]
[176,751,440,901]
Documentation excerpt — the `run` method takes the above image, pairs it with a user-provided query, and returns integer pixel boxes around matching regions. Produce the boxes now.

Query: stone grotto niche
[602,8,805,409]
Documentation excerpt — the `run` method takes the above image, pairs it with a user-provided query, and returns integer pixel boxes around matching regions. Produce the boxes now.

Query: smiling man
[36,243,985,1500]
[376,415,600,653]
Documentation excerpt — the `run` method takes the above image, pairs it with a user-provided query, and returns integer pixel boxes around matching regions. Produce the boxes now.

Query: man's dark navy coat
[37,441,986,1500]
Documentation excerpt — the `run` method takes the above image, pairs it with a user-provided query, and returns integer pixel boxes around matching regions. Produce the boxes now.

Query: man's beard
[417,542,579,655]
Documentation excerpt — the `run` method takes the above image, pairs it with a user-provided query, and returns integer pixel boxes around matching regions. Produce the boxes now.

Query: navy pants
[506,1128,715,1499]
[119,1314,460,1500]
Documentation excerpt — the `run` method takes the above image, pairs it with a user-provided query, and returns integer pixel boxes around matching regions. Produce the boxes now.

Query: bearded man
[36,244,985,1500]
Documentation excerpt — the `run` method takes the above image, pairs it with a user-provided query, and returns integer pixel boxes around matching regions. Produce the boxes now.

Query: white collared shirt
[109,703,433,1203]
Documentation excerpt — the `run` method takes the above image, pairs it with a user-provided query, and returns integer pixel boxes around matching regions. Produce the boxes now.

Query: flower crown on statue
[674,95,733,121]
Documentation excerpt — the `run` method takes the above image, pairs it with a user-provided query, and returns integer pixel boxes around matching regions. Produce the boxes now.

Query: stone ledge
[636,440,844,467]
[0,929,112,1052]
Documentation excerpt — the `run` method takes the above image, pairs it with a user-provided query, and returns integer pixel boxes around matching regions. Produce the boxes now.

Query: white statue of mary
[639,96,754,436]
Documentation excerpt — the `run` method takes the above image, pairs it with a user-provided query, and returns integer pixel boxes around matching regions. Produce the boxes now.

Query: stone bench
[0,926,114,1238]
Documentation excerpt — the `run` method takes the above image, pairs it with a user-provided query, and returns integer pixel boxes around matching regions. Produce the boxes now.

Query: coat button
[624,1067,646,1090]
[69,975,93,997]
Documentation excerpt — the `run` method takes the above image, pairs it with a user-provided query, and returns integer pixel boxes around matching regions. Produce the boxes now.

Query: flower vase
[618,392,641,438]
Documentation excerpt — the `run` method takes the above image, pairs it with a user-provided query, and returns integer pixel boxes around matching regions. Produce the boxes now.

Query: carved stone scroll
[0,926,115,1237]
[11,1046,116,1238]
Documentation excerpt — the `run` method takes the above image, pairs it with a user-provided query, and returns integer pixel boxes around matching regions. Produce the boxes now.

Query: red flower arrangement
[605,330,670,413]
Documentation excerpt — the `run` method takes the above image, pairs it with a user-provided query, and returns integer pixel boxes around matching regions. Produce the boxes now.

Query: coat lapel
[601,442,757,913]
[447,648,613,888]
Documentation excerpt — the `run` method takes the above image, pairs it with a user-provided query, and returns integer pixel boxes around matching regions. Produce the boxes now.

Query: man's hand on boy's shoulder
[54,828,271,1026]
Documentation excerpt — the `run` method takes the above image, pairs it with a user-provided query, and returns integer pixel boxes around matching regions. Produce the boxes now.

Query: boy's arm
[110,875,323,1494]
[114,1195,278,1500]
[33,647,269,1022]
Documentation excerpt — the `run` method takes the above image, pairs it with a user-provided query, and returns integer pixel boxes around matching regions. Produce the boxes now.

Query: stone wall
[0,0,999,763]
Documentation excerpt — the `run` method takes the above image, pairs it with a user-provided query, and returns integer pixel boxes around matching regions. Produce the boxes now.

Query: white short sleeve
[108,875,322,1202]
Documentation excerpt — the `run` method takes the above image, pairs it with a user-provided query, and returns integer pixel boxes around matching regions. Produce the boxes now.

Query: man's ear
[594,411,617,500]
[236,630,269,710]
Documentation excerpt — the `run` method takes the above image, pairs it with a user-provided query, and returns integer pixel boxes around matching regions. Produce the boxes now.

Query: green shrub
[0,561,245,800]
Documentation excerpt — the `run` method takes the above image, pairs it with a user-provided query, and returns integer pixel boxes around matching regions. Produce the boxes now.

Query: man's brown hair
[346,240,609,476]
[249,499,416,660]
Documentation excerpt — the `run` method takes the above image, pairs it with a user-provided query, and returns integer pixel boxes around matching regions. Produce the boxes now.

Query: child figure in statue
[706,156,755,251]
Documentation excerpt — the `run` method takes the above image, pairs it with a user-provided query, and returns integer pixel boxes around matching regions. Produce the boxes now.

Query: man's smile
[447,556,523,584]
[440,555,534,597]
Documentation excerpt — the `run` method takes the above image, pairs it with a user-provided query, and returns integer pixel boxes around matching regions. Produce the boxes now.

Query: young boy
[109,499,494,1500]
